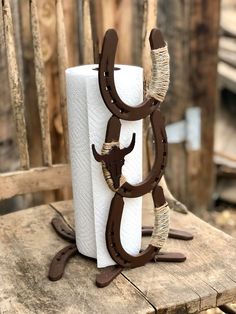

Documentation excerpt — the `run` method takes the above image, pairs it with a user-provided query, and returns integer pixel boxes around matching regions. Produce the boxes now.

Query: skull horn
[92,144,104,162]
[121,133,136,156]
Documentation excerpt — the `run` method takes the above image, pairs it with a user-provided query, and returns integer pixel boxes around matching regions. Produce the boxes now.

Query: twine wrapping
[101,142,126,192]
[149,202,170,249]
[147,45,170,102]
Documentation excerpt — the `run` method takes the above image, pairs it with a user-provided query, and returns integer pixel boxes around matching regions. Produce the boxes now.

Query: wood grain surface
[2,0,30,170]
[0,202,154,314]
[157,0,221,212]
[0,200,234,313]
[0,164,71,201]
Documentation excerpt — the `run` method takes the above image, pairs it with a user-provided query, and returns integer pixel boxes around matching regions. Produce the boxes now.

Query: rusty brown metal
[117,109,167,198]
[106,185,163,268]
[48,244,78,281]
[98,29,166,121]
[91,28,189,269]
[48,216,190,286]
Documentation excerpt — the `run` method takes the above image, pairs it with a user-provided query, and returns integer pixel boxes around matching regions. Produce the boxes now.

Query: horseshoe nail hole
[61,229,65,232]
[106,86,111,91]
[155,177,159,182]
[111,99,115,104]
[163,152,167,156]
[162,139,167,143]
[115,253,120,257]
[61,252,65,255]
[104,71,109,77]
[69,247,74,250]
[56,257,61,261]
[110,232,114,236]
[161,165,164,170]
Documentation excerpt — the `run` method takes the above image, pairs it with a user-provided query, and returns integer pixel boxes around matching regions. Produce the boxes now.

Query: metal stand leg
[219,304,236,314]
[142,226,193,240]
[49,216,192,287]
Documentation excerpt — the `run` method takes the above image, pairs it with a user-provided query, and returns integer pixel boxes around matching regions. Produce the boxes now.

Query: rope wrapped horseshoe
[92,28,172,268]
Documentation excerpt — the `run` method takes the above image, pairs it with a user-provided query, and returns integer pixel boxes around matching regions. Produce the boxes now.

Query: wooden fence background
[0,0,221,213]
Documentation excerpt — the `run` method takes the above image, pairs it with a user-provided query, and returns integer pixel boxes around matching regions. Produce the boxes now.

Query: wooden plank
[0,204,154,313]
[82,0,94,64]
[219,49,236,67]
[221,10,236,38]
[214,102,236,167]
[30,0,52,166]
[187,0,220,212]
[92,0,133,65]
[19,0,43,168]
[122,196,236,313]
[62,0,80,66]
[0,0,25,212]
[218,62,236,93]
[141,0,158,177]
[98,0,116,46]
[87,0,99,63]
[219,37,236,54]
[10,0,24,80]
[115,0,133,65]
[219,37,236,67]
[157,0,191,204]
[20,0,74,168]
[216,178,236,204]
[52,199,236,313]
[56,0,69,161]
[132,0,145,66]
[0,0,17,173]
[142,0,158,85]
[157,0,220,212]
[0,164,71,201]
[2,0,30,170]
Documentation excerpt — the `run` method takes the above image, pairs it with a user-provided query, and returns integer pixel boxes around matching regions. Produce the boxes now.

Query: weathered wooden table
[0,200,235,313]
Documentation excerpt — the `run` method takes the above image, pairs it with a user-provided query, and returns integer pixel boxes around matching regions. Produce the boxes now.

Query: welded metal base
[48,216,192,287]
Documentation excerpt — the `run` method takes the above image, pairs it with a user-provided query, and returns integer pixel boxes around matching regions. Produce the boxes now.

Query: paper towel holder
[48,28,193,288]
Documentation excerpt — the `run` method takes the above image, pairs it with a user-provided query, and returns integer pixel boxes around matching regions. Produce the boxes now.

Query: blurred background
[0,0,235,241]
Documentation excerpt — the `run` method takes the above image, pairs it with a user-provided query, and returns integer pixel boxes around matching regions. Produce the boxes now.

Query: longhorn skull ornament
[92,133,135,189]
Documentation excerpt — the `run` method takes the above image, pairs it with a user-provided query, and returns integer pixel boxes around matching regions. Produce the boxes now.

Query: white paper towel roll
[66,64,143,267]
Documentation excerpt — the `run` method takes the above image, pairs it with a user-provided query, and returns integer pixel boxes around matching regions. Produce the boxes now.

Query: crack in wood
[121,272,157,314]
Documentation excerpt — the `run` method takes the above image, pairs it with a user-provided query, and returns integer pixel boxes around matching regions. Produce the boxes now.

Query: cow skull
[92,133,136,189]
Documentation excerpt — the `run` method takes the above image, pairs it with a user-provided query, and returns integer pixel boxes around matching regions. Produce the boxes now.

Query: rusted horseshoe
[92,28,176,268]
[98,28,166,121]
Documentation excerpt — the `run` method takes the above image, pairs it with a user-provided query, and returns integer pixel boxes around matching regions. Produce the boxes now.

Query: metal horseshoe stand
[48,28,194,288]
